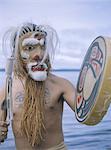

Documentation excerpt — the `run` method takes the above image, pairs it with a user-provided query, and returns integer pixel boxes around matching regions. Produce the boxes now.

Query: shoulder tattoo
[15,92,24,103]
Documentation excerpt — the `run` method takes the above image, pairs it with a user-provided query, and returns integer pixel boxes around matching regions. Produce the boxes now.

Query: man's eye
[25,46,34,51]
[29,46,34,50]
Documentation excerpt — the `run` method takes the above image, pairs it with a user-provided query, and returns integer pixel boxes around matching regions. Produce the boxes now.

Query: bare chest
[12,85,62,116]
[12,85,63,137]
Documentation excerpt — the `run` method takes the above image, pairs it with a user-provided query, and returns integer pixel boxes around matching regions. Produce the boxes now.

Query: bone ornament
[75,36,111,125]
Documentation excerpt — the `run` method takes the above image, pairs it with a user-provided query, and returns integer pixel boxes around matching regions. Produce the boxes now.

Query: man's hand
[0,121,9,143]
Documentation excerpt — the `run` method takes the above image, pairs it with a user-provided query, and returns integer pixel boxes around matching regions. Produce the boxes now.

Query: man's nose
[32,55,40,61]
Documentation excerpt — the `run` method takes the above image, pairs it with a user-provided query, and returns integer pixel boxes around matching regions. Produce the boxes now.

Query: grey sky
[0,0,111,68]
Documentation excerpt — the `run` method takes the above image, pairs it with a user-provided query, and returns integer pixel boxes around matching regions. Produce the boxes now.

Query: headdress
[2,22,59,65]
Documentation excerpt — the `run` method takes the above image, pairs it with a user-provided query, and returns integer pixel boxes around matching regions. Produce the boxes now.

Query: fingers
[0,131,8,143]
[0,127,8,132]
[0,132,7,138]
[0,121,9,143]
[0,132,7,143]
[0,121,10,127]
[0,135,7,143]
[0,129,8,137]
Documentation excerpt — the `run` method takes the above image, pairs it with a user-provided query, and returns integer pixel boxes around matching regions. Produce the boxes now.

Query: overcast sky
[0,0,111,69]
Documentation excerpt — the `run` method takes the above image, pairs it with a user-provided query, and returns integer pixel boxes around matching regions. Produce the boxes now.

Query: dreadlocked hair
[20,77,46,146]
[14,48,51,146]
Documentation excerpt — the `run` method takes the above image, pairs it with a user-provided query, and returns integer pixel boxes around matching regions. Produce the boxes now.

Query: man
[0,23,76,150]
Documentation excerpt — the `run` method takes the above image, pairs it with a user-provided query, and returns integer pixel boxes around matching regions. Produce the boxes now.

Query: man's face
[19,31,46,63]
[19,31,48,81]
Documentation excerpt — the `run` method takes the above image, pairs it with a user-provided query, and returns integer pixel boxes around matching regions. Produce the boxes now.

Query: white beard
[28,71,47,81]
[27,62,48,81]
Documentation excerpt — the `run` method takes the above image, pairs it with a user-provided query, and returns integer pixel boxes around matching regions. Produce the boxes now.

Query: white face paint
[22,38,45,47]
[20,50,29,60]
[27,62,48,81]
[20,32,49,81]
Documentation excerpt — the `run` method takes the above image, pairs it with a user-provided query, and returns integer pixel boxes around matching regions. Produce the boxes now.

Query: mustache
[14,50,51,80]
[27,62,48,72]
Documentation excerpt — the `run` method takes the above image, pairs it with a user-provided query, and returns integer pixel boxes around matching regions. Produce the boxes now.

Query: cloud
[0,0,111,69]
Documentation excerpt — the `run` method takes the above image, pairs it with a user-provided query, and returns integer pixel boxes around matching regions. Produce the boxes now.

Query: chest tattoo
[15,92,24,105]
[44,88,51,104]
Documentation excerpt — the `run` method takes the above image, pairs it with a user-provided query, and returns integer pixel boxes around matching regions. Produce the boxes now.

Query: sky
[0,0,111,69]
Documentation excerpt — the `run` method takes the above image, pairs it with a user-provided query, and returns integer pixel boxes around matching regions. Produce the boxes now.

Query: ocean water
[0,70,111,150]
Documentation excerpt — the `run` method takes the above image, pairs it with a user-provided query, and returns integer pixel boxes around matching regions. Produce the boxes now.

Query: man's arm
[0,87,7,121]
[62,79,76,112]
[0,87,9,142]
